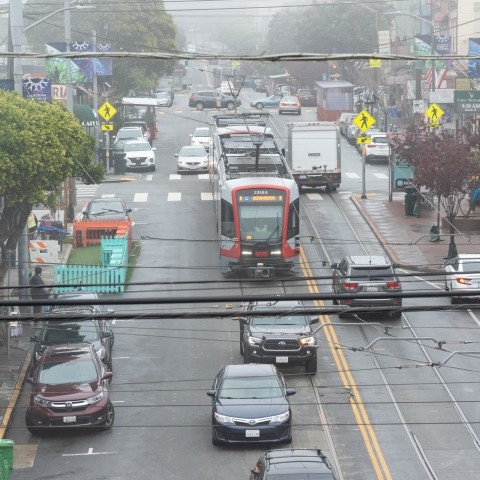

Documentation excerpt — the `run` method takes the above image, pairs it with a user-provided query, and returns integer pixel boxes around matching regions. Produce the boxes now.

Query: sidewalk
[352,193,480,271]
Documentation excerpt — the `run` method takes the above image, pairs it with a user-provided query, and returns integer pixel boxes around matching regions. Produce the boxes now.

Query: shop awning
[73,104,99,127]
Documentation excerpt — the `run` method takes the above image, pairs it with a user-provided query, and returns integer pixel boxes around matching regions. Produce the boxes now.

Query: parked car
[175,145,209,173]
[190,127,212,151]
[274,84,289,96]
[355,127,382,152]
[346,123,360,145]
[253,79,267,93]
[239,300,318,374]
[364,133,390,163]
[207,364,295,445]
[249,449,339,480]
[82,197,131,221]
[296,89,317,107]
[279,96,301,115]
[121,121,149,137]
[113,126,146,146]
[30,317,114,370]
[154,91,172,107]
[188,90,241,110]
[331,255,402,319]
[445,254,480,303]
[250,95,282,110]
[25,344,114,433]
[338,112,356,136]
[120,139,156,171]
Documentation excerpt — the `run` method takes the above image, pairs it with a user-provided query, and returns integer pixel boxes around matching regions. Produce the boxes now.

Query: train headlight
[271,250,281,255]
[242,250,253,255]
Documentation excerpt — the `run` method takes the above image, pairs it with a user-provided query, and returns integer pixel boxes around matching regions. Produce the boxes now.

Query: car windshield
[194,130,210,137]
[39,358,98,385]
[219,376,284,399]
[350,267,393,280]
[124,142,151,152]
[251,314,306,326]
[180,147,206,157]
[41,321,99,344]
[117,129,142,139]
[89,200,125,215]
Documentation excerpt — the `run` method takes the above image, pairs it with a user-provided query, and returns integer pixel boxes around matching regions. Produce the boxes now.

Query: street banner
[468,39,480,78]
[22,76,52,103]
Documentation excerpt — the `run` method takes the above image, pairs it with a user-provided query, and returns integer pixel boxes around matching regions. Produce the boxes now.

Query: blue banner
[22,76,52,103]
[469,39,480,78]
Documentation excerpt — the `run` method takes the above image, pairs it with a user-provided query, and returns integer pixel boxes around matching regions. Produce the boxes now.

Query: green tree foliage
[0,90,103,285]
[24,0,177,97]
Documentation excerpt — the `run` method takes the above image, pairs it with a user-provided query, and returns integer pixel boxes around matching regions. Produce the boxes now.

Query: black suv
[250,449,339,479]
[188,90,241,111]
[331,255,402,319]
[239,300,318,374]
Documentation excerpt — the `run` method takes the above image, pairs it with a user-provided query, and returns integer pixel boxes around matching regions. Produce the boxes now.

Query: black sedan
[207,364,295,446]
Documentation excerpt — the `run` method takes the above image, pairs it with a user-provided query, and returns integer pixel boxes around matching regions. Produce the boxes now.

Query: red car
[25,344,114,434]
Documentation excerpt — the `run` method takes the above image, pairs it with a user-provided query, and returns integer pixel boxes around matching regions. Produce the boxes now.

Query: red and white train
[210,114,300,277]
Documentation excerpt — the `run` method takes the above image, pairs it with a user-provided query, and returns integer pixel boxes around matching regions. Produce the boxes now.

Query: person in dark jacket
[30,266,50,314]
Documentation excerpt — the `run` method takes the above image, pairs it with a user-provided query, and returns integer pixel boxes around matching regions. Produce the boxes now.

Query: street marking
[168,192,182,201]
[13,444,38,469]
[76,183,98,197]
[63,448,116,457]
[300,249,392,479]
[146,175,153,181]
[133,192,148,203]
[170,174,181,180]
[111,400,125,404]
[113,356,131,359]
[306,193,323,200]
[101,194,115,198]
[345,173,360,179]
[201,192,213,201]
[198,174,209,180]
[373,173,389,179]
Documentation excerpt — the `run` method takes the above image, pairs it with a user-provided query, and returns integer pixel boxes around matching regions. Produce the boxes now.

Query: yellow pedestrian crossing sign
[425,103,444,122]
[101,124,114,132]
[98,101,117,121]
[354,109,376,132]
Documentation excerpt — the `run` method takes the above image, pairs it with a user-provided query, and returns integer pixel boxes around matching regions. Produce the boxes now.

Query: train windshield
[238,204,284,241]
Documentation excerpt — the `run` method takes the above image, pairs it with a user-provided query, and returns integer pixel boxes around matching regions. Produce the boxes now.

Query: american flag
[424,68,448,89]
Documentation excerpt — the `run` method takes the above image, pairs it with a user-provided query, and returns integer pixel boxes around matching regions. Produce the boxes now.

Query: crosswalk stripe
[201,192,213,201]
[198,174,209,180]
[76,183,98,197]
[168,192,182,201]
[133,192,148,203]
[345,172,360,179]
[306,193,323,200]
[170,174,181,180]
[373,173,389,179]
[146,175,153,181]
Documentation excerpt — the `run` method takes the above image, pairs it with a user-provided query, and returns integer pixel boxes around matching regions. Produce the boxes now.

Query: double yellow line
[300,248,392,480]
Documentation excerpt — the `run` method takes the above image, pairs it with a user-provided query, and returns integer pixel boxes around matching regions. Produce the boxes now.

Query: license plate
[366,287,378,292]
[276,356,289,363]
[63,416,76,423]
[246,430,260,438]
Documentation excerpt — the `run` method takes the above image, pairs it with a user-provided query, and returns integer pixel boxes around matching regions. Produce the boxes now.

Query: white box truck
[285,122,341,192]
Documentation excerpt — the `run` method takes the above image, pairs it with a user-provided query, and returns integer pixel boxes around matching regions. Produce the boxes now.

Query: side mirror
[392,263,399,269]
[174,154,179,158]
[238,317,248,325]
[103,371,113,381]
[152,147,157,151]
[106,308,115,314]
[331,263,338,270]
[286,388,296,396]
[126,208,132,214]
[30,336,38,342]
[101,331,113,339]
[309,316,319,325]
[206,390,216,398]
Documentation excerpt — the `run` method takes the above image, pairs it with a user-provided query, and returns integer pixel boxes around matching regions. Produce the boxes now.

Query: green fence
[54,237,128,293]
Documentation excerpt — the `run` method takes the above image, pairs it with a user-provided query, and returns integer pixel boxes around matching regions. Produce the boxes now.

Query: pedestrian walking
[468,186,480,215]
[30,266,50,315]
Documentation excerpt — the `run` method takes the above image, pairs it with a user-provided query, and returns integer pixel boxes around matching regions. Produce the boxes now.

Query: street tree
[391,127,480,258]
[24,0,177,97]
[0,90,103,294]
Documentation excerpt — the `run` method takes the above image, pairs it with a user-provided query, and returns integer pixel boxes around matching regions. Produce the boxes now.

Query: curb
[350,196,441,274]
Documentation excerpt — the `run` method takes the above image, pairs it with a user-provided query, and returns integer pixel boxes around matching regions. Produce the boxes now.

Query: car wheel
[255,103,264,110]
[305,356,317,374]
[150,165,156,172]
[298,110,302,115]
[25,409,40,435]
[243,349,250,364]
[195,102,204,111]
[451,296,459,304]
[101,401,115,430]
[279,111,283,115]
[226,102,235,110]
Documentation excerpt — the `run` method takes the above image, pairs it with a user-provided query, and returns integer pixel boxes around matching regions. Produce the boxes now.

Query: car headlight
[300,336,315,346]
[248,336,262,346]
[86,392,104,405]
[34,396,51,408]
[214,412,235,424]
[271,410,290,423]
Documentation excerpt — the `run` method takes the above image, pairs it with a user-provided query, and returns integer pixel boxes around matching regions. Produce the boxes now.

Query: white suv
[364,133,390,163]
[121,140,156,171]
[190,127,212,151]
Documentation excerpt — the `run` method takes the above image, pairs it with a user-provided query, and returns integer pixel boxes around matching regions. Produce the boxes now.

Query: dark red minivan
[25,344,114,434]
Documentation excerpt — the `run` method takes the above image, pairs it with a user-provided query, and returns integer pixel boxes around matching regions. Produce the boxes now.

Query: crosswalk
[76,183,99,198]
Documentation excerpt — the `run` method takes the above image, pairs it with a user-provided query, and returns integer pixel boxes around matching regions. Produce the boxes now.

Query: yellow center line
[300,248,392,480]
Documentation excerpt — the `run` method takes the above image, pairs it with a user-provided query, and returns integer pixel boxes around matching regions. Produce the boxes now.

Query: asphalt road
[8,70,480,479]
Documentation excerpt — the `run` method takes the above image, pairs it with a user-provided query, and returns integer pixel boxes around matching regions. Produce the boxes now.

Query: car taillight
[456,277,472,285]
[295,102,300,106]
[343,282,358,291]
[386,281,401,290]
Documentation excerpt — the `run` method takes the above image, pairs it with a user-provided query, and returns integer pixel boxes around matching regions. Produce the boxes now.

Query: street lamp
[24,4,93,33]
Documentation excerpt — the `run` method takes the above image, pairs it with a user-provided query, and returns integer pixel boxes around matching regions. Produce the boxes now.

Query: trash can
[404,187,416,216]
[113,152,127,175]
[0,439,14,480]
[429,225,440,242]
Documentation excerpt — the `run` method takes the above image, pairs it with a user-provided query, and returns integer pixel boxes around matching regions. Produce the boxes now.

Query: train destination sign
[240,195,283,202]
